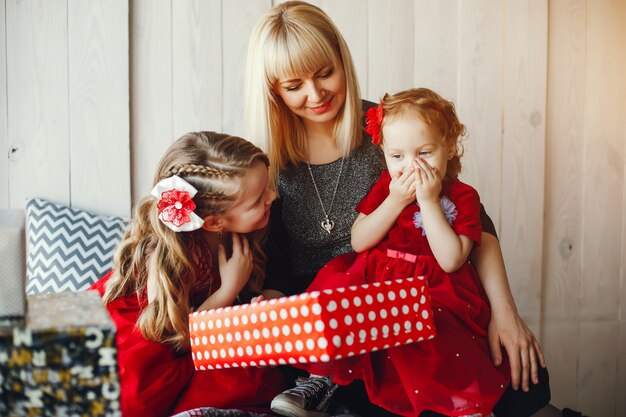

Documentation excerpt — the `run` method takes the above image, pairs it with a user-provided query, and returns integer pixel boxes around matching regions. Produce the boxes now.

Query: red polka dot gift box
[189,277,436,369]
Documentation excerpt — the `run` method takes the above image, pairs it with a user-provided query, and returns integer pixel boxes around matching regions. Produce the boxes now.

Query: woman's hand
[414,157,442,204]
[471,232,547,392]
[217,233,253,297]
[488,302,546,391]
[259,289,285,300]
[388,165,416,207]
[250,294,264,303]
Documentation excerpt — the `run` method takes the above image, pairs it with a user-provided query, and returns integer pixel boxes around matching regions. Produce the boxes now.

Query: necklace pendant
[321,217,335,233]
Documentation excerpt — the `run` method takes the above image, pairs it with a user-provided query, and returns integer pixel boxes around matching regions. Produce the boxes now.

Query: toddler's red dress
[306,171,511,417]
[90,254,287,417]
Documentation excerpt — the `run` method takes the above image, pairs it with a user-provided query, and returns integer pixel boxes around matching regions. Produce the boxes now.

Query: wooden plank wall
[455,0,502,227]
[132,0,173,203]
[1,1,625,415]
[576,0,625,413]
[132,0,272,199]
[3,0,129,216]
[68,0,130,216]
[0,0,7,207]
[6,0,70,208]
[542,0,586,407]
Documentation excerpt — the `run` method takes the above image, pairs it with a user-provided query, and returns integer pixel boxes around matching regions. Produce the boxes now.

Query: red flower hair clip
[365,102,384,145]
[151,175,205,232]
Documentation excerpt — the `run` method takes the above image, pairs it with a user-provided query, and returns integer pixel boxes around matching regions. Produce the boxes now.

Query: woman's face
[219,161,276,233]
[273,61,346,127]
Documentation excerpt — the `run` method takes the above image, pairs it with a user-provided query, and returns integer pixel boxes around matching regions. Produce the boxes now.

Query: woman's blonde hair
[103,131,269,351]
[245,0,362,180]
[380,88,466,179]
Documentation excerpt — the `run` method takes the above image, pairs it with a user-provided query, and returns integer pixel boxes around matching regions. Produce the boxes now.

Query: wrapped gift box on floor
[0,209,27,319]
[0,317,23,415]
[0,290,120,417]
[190,276,436,370]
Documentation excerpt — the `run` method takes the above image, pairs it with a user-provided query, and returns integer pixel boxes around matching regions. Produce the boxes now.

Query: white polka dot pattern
[189,276,435,370]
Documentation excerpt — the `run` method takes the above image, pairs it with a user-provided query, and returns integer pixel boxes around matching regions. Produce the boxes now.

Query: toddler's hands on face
[414,158,442,204]
[217,233,253,296]
[388,165,416,207]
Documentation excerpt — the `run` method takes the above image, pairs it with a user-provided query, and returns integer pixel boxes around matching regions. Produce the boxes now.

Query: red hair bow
[151,175,204,232]
[157,189,197,228]
[365,103,384,145]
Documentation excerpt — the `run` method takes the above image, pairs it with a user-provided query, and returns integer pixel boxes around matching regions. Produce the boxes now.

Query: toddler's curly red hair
[377,88,466,179]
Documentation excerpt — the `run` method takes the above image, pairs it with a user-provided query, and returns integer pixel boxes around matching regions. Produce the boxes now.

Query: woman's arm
[471,233,546,392]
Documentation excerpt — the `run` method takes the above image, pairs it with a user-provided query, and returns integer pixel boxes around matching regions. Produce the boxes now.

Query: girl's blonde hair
[381,88,466,179]
[103,131,269,351]
[245,0,362,180]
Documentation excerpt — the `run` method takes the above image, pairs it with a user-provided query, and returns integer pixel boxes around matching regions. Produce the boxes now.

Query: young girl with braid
[90,131,288,417]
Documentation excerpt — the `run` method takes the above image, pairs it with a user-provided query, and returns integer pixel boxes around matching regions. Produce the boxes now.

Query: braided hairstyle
[104,131,269,350]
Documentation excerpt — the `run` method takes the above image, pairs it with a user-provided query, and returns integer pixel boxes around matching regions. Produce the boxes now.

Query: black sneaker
[271,376,338,417]
[563,409,590,417]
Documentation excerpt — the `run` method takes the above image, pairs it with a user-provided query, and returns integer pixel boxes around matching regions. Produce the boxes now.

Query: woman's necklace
[306,157,345,233]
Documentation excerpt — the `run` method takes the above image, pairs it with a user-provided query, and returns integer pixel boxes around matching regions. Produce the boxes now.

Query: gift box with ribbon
[190,276,436,370]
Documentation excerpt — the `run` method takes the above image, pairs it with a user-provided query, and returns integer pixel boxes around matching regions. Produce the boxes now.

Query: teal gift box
[0,291,119,417]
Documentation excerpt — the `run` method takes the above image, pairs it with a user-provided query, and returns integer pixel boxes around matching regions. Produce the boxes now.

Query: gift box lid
[26,290,115,330]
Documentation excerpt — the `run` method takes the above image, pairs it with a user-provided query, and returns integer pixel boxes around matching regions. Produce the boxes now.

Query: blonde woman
[91,132,287,417]
[246,2,556,417]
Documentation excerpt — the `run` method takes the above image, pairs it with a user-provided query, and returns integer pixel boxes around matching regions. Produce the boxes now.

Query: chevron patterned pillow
[25,198,128,294]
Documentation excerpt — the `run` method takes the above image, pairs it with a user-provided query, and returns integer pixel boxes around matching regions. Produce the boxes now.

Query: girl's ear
[201,214,223,233]
[448,145,456,160]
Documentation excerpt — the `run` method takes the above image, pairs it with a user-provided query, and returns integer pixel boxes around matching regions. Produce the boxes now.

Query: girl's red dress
[90,264,287,417]
[306,171,511,417]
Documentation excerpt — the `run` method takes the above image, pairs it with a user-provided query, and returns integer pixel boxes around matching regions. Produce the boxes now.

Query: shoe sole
[270,400,330,417]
